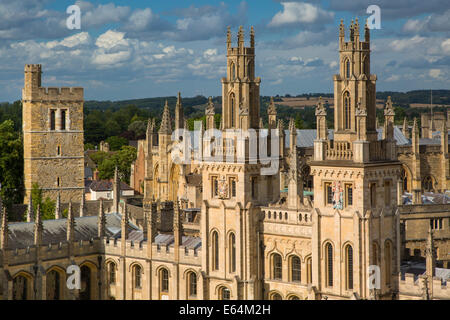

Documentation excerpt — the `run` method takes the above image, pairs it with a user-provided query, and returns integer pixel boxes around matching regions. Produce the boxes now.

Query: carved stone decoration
[218,175,228,199]
[332,181,344,210]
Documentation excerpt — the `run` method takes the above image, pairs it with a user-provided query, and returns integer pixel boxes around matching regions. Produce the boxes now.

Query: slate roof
[89,180,133,192]
[6,213,134,249]
[284,126,410,148]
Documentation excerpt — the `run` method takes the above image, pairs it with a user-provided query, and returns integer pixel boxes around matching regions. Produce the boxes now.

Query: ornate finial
[34,204,43,245]
[250,26,255,47]
[259,117,264,128]
[80,191,85,217]
[365,19,370,42]
[98,198,106,238]
[27,194,34,222]
[159,100,172,134]
[1,206,8,249]
[206,96,215,115]
[227,26,231,48]
[67,201,75,242]
[316,96,326,115]
[238,25,244,46]
[339,19,345,37]
[289,118,296,132]
[55,191,61,219]
[268,97,277,115]
[384,96,394,115]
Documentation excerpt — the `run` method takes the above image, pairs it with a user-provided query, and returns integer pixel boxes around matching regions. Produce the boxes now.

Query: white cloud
[386,75,400,82]
[95,30,129,50]
[390,36,426,52]
[46,32,91,49]
[441,39,450,55]
[269,2,334,27]
[429,69,442,79]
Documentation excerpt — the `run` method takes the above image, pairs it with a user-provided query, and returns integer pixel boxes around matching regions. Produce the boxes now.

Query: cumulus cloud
[403,9,450,33]
[269,2,334,28]
[390,35,426,51]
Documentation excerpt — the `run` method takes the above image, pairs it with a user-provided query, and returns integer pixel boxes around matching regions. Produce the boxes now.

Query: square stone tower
[22,64,85,203]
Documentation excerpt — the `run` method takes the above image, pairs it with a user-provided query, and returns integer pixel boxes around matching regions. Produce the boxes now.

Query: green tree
[97,145,137,184]
[29,183,55,220]
[106,136,128,151]
[0,120,24,210]
[105,119,122,137]
[128,120,147,137]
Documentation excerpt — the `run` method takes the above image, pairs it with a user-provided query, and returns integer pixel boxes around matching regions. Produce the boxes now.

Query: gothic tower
[310,21,402,300]
[22,64,85,203]
[334,19,377,143]
[221,26,261,130]
[200,27,277,300]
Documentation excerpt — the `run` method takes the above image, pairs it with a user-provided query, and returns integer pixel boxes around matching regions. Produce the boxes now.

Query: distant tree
[105,119,121,137]
[106,136,128,151]
[0,120,24,209]
[97,145,137,184]
[128,120,147,137]
[295,113,305,129]
[90,151,110,165]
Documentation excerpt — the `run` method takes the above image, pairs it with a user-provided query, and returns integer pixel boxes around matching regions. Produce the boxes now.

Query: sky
[0,0,449,102]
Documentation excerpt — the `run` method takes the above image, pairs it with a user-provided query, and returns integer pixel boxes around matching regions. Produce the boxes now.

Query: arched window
[345,245,353,290]
[188,272,197,297]
[289,295,300,300]
[325,243,333,287]
[385,241,391,285]
[422,176,433,192]
[46,270,62,300]
[343,91,351,130]
[270,292,282,300]
[230,93,235,128]
[13,274,30,300]
[107,262,116,285]
[212,231,219,271]
[345,59,351,78]
[229,233,236,273]
[220,287,231,300]
[372,242,379,266]
[159,268,169,293]
[306,257,312,284]
[272,253,282,280]
[80,265,92,300]
[290,256,301,282]
[230,62,235,80]
[133,265,142,289]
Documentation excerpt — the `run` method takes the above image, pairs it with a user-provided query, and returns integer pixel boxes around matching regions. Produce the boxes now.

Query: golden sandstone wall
[22,64,85,204]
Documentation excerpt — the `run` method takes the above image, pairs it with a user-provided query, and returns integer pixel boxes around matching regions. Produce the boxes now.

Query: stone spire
[238,25,244,48]
[121,203,129,240]
[259,117,264,129]
[159,100,172,135]
[55,191,61,219]
[412,118,419,154]
[80,191,85,217]
[206,96,215,130]
[175,92,184,130]
[278,119,285,157]
[364,18,370,42]
[383,96,395,141]
[1,206,8,250]
[173,199,183,261]
[113,166,120,213]
[98,198,106,238]
[402,117,410,139]
[66,201,75,242]
[250,26,255,48]
[268,97,277,115]
[289,118,297,151]
[34,204,43,246]
[227,26,231,49]
[27,195,34,222]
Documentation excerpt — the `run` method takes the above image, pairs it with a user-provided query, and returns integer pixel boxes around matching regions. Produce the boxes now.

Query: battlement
[24,64,42,73]
[23,64,84,101]
[398,272,450,299]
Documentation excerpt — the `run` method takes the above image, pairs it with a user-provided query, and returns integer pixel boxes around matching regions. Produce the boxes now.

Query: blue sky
[0,0,448,101]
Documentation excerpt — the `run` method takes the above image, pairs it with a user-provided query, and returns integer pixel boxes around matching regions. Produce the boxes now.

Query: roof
[89,180,133,192]
[284,126,410,148]
[6,213,134,249]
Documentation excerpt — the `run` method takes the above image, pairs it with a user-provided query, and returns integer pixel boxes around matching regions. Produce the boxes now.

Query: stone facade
[22,64,85,204]
[1,23,449,300]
